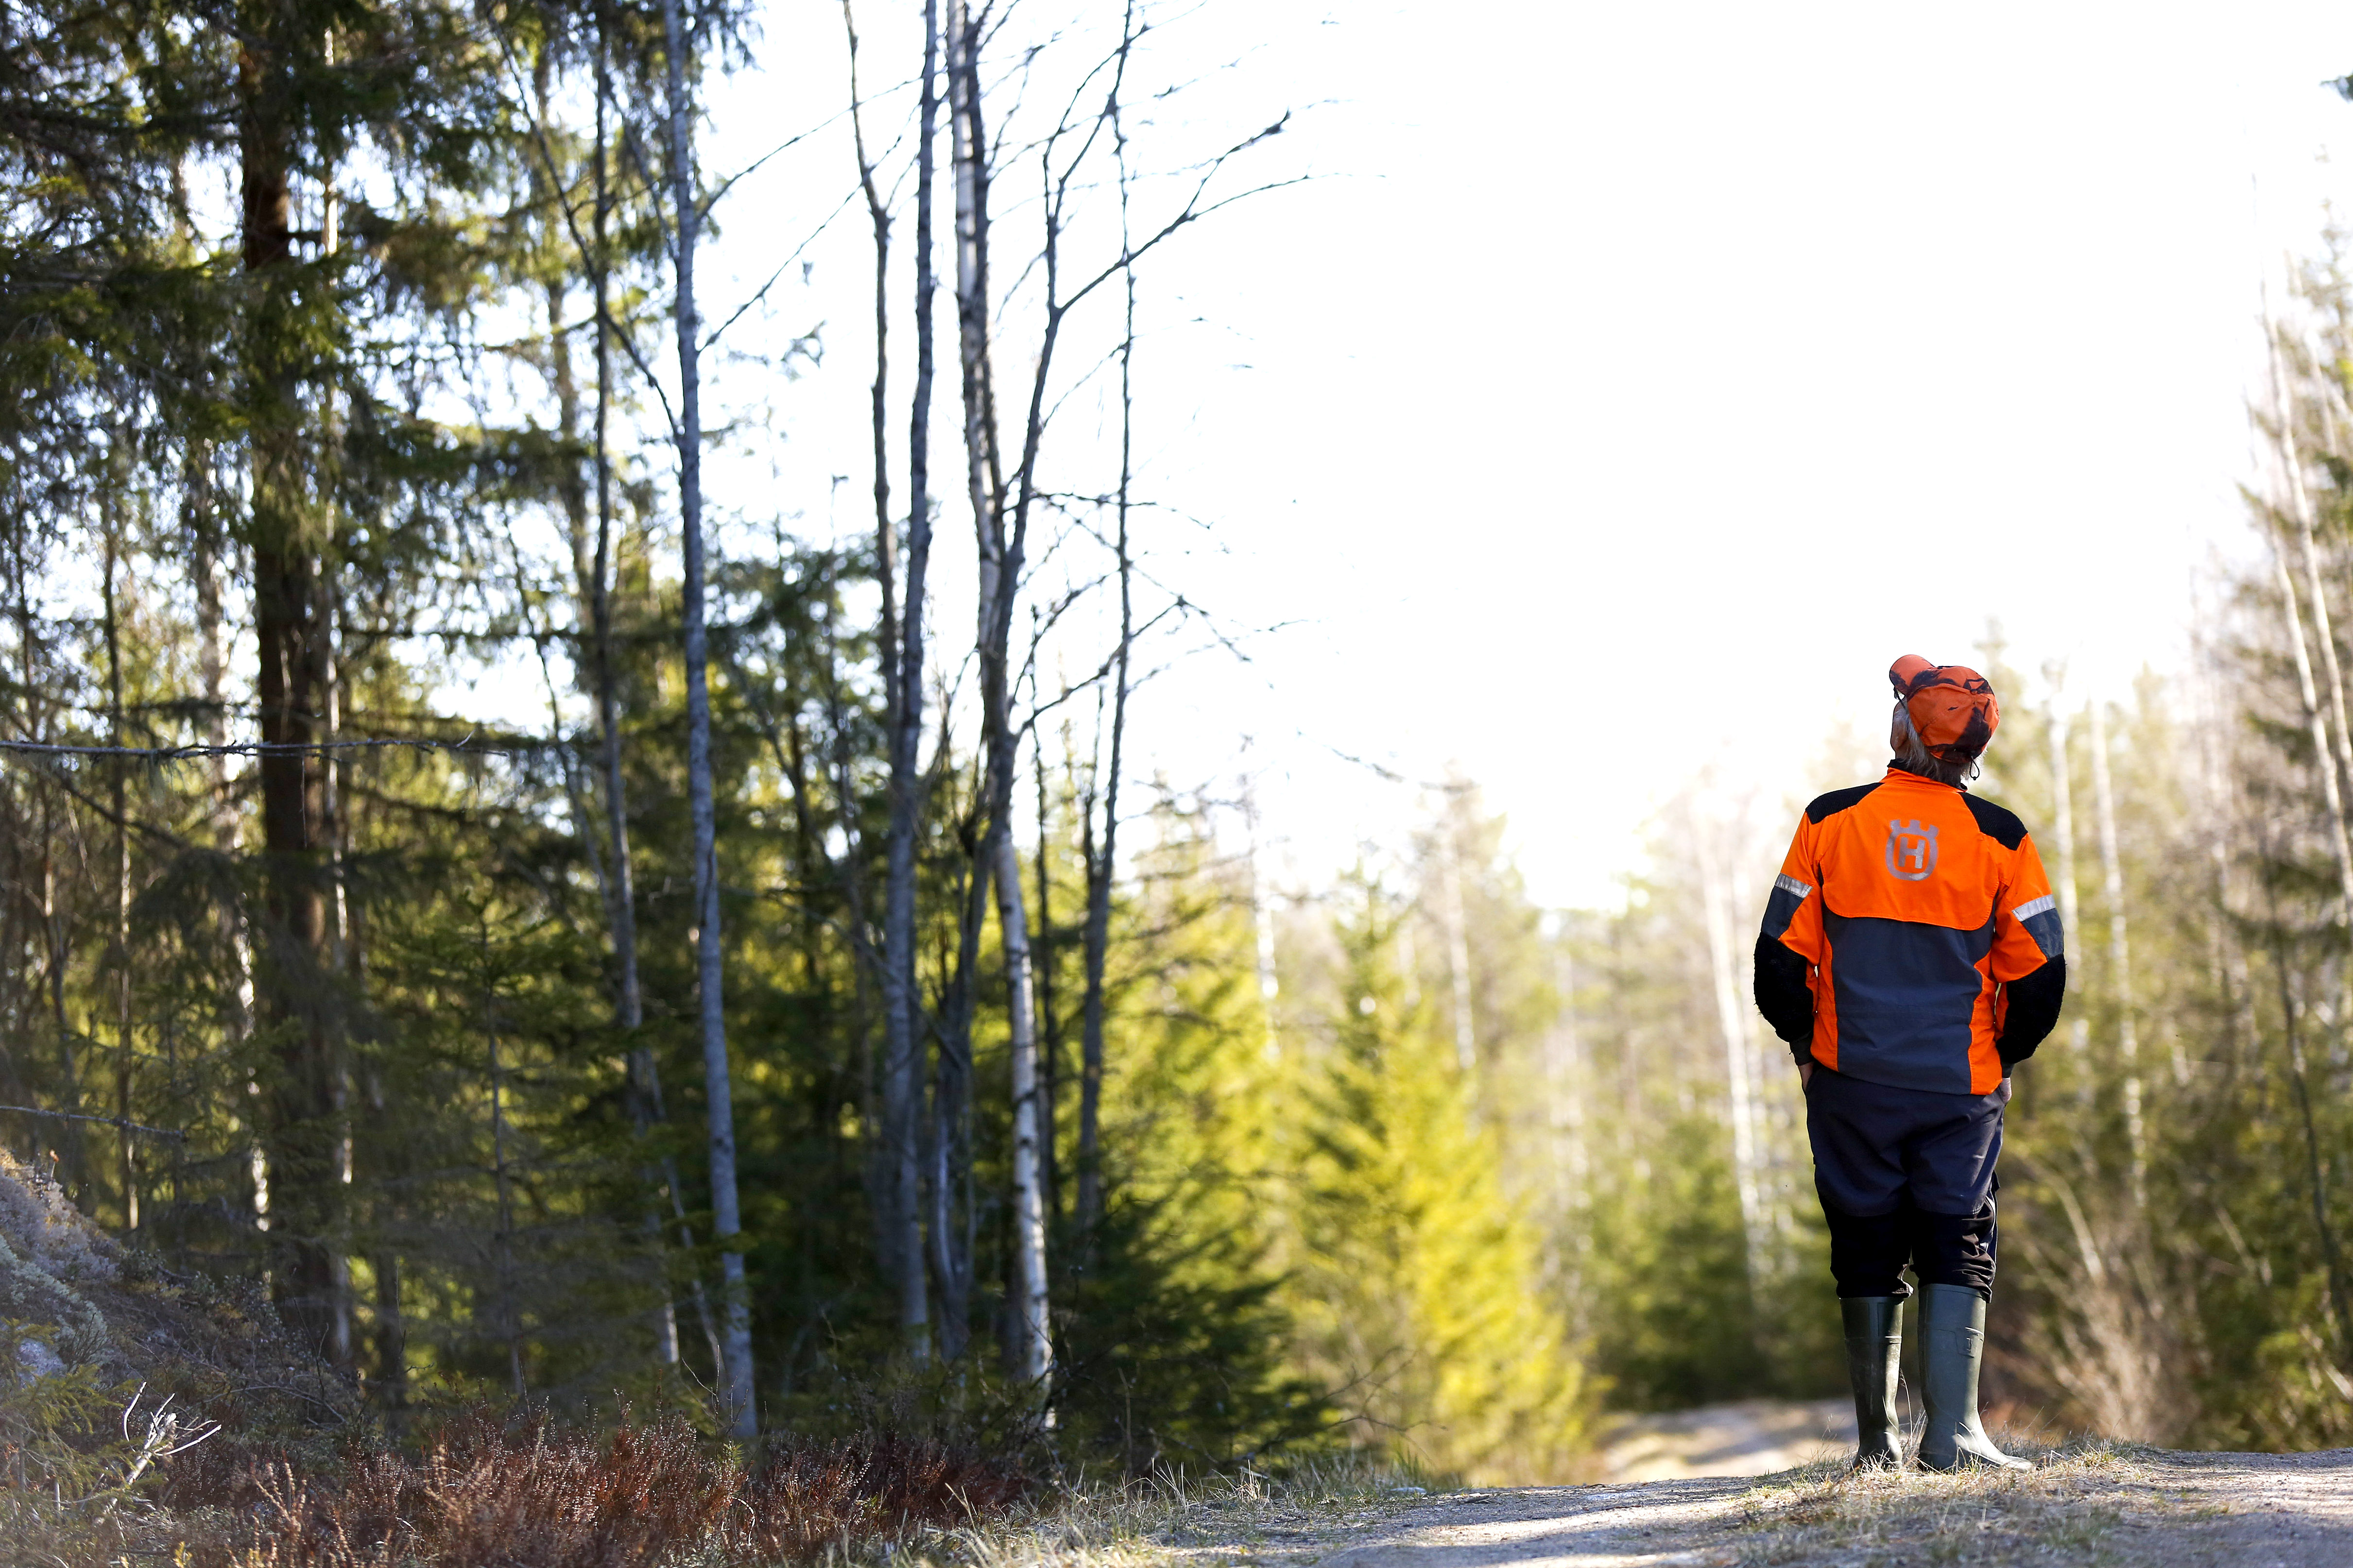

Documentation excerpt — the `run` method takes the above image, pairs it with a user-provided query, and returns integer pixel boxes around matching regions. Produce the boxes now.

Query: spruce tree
[1288,870,1591,1483]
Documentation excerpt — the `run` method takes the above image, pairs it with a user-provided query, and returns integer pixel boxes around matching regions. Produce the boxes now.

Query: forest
[2,0,2353,1534]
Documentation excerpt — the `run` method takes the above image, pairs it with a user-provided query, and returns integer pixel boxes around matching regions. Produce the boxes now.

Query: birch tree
[843,0,941,1365]
[2270,322,2353,802]
[2255,330,2353,933]
[656,0,756,1436]
[999,829,1052,1395]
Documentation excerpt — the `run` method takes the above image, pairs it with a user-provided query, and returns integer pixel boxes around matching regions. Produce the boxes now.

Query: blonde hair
[1891,701,1979,786]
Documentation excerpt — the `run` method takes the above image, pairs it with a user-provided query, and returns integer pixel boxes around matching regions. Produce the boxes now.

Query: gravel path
[1301,1447,2353,1568]
[1598,1400,1855,1482]
[2116,1448,2353,1566]
[1315,1480,1752,1568]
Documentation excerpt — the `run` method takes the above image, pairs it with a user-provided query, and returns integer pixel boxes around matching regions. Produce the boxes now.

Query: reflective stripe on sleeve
[1763,873,1814,940]
[2014,892,2063,959]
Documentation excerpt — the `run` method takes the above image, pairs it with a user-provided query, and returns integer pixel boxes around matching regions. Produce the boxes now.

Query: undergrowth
[2,1402,1028,1568]
[0,1391,1437,1568]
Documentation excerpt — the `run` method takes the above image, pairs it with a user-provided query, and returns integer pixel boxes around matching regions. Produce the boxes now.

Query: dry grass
[1,1397,1437,1568]
[1728,1437,2213,1565]
[4,1406,1031,1568]
[939,1452,1441,1568]
[207,1413,1030,1568]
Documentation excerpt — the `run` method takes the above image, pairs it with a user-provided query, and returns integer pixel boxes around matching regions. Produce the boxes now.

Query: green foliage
[1583,1112,1762,1410]
[1049,809,1330,1470]
[1056,1193,1327,1472]
[0,1321,124,1498]
[1279,870,1592,1484]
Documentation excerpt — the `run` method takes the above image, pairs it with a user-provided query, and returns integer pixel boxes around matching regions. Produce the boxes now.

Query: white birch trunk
[996,833,1053,1401]
[2088,701,2146,1209]
[2270,329,2353,799]
[660,0,756,1437]
[2257,311,2353,926]
[2263,507,2353,928]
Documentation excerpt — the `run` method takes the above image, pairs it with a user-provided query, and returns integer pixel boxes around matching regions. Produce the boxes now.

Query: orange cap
[1889,655,1999,762]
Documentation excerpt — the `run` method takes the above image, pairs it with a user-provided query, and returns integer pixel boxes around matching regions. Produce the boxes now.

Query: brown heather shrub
[178,1408,1028,1568]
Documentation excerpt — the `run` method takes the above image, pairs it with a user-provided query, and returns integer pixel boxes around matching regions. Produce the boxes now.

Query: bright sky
[685,0,2353,907]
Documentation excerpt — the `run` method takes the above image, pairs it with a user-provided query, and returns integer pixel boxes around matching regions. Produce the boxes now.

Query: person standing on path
[1752,655,2067,1471]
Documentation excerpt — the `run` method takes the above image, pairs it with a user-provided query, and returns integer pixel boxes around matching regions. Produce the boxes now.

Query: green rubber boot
[1915,1284,2031,1471]
[1840,1295,1906,1469]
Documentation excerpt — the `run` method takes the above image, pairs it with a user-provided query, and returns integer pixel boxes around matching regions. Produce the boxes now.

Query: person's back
[1763,766,2062,1095]
[1753,655,2066,1472]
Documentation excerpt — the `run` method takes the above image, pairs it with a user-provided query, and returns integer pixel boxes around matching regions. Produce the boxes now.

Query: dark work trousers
[1805,1065,2007,1299]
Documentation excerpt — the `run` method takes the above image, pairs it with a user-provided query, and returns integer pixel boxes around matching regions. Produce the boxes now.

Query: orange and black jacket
[1752,761,2067,1094]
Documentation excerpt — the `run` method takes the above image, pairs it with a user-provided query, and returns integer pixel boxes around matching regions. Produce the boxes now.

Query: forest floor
[1054,1441,2353,1568]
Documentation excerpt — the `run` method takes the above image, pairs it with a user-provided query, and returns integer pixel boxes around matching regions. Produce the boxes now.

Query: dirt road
[1297,1445,2353,1567]
[1597,1400,1855,1482]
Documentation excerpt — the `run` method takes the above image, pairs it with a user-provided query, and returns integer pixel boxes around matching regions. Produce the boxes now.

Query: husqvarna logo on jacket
[1885,819,1938,882]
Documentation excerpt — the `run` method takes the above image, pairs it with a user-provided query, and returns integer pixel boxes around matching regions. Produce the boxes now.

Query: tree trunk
[930,0,1008,1365]
[2269,326,2353,800]
[1033,740,1061,1220]
[486,989,523,1397]
[845,0,929,1363]
[869,0,942,1364]
[531,26,682,1369]
[2257,870,2353,1366]
[372,1246,407,1429]
[997,831,1052,1396]
[1074,422,1133,1239]
[241,20,342,1362]
[102,518,136,1234]
[2261,514,2353,923]
[317,556,353,1370]
[1073,8,1145,1240]
[658,0,756,1437]
[12,547,79,1183]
